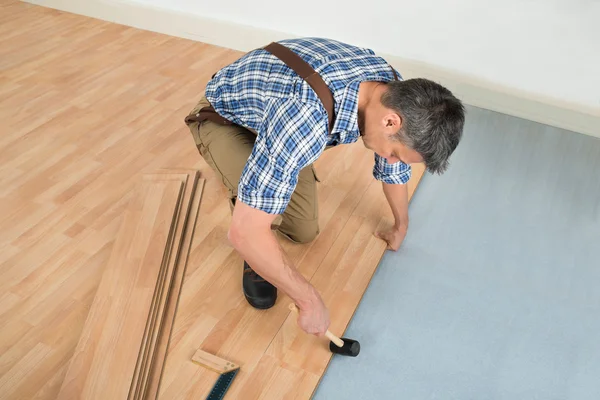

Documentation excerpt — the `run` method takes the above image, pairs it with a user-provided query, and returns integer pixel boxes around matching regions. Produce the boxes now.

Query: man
[185,37,464,338]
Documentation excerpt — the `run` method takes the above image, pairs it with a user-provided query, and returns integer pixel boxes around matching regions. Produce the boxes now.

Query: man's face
[358,104,423,166]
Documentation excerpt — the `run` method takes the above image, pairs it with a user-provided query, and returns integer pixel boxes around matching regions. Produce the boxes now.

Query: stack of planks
[56,170,205,400]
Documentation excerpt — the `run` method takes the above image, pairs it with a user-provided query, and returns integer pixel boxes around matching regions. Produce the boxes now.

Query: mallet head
[288,303,360,357]
[330,338,360,357]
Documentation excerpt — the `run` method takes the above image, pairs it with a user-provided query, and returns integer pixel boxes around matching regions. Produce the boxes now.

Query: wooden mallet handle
[288,303,344,348]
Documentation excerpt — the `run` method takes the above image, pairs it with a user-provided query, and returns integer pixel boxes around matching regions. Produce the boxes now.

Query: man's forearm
[382,182,409,229]
[230,228,319,310]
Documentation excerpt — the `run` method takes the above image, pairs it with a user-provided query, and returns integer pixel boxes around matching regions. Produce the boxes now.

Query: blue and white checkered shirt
[205,37,412,215]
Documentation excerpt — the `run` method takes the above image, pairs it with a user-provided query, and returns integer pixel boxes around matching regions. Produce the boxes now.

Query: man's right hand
[296,294,330,336]
[229,201,331,336]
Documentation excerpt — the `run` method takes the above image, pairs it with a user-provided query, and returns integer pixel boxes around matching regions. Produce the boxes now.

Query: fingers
[310,323,330,337]
[374,231,392,248]
[317,325,329,336]
[295,299,330,336]
[374,229,404,251]
[304,326,327,336]
[374,231,387,241]
[297,318,329,337]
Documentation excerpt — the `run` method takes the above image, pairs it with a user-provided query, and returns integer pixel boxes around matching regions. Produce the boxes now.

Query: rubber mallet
[288,303,360,357]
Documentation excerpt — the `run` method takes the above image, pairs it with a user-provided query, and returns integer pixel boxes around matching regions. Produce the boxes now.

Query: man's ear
[384,112,402,131]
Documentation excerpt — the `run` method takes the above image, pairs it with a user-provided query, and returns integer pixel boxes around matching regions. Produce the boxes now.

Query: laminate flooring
[0,1,425,398]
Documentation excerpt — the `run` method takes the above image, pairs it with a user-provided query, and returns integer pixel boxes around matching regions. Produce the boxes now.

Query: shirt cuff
[236,186,290,215]
[373,155,412,184]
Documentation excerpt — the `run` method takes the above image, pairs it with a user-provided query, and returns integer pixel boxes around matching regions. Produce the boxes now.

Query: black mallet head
[329,338,360,357]
[289,303,360,357]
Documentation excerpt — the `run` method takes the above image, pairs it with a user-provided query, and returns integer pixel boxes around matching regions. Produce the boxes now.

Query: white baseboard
[23,0,600,139]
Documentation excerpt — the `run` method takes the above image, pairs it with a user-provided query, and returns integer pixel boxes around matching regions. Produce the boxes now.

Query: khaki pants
[186,96,320,243]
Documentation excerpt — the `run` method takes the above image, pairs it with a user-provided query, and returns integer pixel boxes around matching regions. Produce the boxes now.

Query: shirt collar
[329,68,400,144]
[330,80,361,144]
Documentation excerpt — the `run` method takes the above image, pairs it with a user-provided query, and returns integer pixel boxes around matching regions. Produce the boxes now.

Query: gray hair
[381,78,465,174]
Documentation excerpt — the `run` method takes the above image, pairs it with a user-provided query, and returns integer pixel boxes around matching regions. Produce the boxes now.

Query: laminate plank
[129,177,184,400]
[131,171,200,400]
[56,179,183,400]
[146,179,205,400]
[31,363,68,400]
[128,172,191,400]
[0,234,70,298]
[0,342,53,399]
[2,301,90,399]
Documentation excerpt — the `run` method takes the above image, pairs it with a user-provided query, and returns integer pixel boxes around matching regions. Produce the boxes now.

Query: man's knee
[278,218,319,244]
[186,115,256,200]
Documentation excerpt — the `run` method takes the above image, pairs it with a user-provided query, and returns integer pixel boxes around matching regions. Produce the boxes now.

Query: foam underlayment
[314,105,600,399]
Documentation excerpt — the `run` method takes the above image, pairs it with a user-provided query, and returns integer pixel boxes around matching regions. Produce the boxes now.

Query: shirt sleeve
[373,153,412,184]
[237,97,327,215]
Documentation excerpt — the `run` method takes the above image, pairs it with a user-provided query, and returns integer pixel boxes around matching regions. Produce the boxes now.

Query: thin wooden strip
[144,178,205,400]
[127,172,190,400]
[56,178,183,400]
[191,348,238,374]
[132,172,196,400]
[131,171,199,400]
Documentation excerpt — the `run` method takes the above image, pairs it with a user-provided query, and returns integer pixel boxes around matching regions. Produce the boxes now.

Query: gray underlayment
[313,105,600,400]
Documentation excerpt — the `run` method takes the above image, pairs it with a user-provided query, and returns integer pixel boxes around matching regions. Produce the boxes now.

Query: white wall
[132,0,600,111]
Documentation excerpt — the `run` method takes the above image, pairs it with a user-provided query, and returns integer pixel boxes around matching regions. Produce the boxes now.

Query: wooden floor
[0,1,425,399]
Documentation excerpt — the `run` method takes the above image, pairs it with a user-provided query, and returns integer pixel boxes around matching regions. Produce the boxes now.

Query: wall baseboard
[23,0,600,139]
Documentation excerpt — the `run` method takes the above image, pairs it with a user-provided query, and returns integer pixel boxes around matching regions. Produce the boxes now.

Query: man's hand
[229,200,330,336]
[296,292,330,336]
[379,182,410,251]
[374,225,407,251]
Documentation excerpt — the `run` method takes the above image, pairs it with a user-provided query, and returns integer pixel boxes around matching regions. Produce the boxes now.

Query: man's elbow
[227,200,274,250]
[227,215,263,251]
[227,222,247,250]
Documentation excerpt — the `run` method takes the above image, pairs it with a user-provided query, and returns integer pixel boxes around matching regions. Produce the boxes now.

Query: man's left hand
[374,225,407,251]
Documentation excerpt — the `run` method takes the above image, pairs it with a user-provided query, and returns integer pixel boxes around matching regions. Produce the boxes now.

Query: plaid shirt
[205,37,412,215]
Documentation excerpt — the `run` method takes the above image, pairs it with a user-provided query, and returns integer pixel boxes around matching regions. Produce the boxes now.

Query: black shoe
[242,261,277,309]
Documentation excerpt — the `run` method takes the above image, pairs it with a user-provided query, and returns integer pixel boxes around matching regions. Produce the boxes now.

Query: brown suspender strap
[185,42,399,131]
[262,42,335,132]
